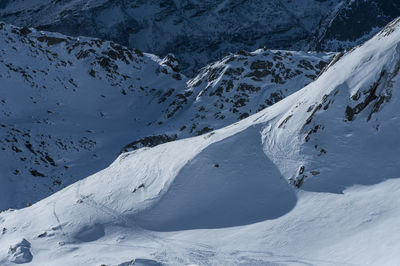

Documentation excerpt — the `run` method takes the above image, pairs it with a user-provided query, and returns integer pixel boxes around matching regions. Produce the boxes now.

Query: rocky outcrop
[8,239,33,264]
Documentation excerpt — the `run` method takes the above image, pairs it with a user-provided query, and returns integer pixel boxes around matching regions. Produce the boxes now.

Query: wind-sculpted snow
[0,22,331,209]
[135,127,297,231]
[0,15,400,265]
[2,18,400,265]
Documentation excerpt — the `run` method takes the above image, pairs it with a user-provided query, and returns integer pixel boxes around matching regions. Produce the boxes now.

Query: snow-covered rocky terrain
[0,22,333,210]
[1,15,400,266]
[0,0,399,74]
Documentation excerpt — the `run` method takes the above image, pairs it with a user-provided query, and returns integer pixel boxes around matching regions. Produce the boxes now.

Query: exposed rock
[121,134,178,153]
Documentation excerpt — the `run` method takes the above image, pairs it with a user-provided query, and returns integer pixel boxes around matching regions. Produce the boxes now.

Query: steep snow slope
[1,18,400,265]
[265,18,400,192]
[0,22,333,209]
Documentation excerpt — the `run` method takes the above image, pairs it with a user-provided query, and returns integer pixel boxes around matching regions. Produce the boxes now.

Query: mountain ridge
[1,15,400,266]
[2,0,398,74]
[0,21,333,209]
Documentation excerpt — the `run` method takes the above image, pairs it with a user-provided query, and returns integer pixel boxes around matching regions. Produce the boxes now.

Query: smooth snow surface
[135,127,297,231]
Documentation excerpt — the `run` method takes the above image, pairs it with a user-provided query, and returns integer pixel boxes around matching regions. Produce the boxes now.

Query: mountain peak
[1,5,400,266]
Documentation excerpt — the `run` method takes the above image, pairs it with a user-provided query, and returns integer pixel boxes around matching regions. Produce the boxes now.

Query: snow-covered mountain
[0,21,189,210]
[0,22,332,210]
[160,48,333,141]
[1,0,397,74]
[1,17,400,266]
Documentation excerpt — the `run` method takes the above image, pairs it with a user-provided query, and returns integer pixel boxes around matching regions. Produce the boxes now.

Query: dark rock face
[121,134,178,153]
[314,0,400,51]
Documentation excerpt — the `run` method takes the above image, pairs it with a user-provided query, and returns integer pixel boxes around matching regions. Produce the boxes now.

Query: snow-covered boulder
[7,239,32,264]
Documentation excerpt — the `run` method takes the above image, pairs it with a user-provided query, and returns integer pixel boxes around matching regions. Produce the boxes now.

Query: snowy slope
[1,17,400,265]
[265,18,400,192]
[0,22,332,209]
[0,22,189,209]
